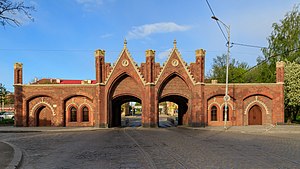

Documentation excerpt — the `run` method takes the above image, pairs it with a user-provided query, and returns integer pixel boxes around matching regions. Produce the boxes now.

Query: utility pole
[211,16,231,129]
[0,83,4,112]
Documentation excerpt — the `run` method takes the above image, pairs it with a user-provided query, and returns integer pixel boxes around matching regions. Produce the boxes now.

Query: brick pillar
[143,50,157,127]
[275,61,285,124]
[145,50,155,83]
[276,61,285,84]
[195,49,206,83]
[14,63,23,84]
[95,49,106,83]
[14,63,24,126]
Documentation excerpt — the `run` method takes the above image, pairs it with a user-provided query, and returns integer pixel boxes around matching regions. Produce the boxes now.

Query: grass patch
[0,119,14,126]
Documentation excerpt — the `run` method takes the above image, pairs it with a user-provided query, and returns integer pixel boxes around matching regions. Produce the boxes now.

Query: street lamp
[211,16,231,129]
[0,83,4,112]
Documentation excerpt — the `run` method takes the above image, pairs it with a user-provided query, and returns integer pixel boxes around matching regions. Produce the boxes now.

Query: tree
[259,5,300,82]
[0,0,35,27]
[256,4,300,122]
[207,54,249,83]
[0,84,8,112]
[284,62,300,123]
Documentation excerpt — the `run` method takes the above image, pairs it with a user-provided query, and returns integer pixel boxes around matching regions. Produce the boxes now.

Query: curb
[0,127,107,133]
[178,126,300,134]
[2,141,23,169]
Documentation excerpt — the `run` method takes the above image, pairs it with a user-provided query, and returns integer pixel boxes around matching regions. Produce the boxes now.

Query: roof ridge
[104,46,146,85]
[154,47,196,85]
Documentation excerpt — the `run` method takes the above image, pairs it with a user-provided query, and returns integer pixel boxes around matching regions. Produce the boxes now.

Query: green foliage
[255,5,300,83]
[263,5,300,63]
[0,84,8,105]
[258,4,300,123]
[207,54,249,83]
[0,119,14,126]
[284,62,300,123]
[246,58,276,83]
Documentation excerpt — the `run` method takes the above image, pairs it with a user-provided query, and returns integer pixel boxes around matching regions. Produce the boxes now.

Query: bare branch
[0,0,35,27]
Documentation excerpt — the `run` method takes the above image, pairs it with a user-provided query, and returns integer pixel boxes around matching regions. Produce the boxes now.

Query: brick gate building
[14,41,285,127]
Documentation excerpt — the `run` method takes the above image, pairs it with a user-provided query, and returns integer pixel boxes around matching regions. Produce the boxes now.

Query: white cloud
[100,33,113,38]
[76,0,104,11]
[126,22,191,39]
[158,48,172,60]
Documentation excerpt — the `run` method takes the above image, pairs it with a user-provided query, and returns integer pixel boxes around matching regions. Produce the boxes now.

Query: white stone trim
[104,47,146,85]
[208,102,221,110]
[244,100,269,115]
[66,103,79,111]
[30,101,55,116]
[78,102,93,112]
[220,102,234,110]
[154,47,196,85]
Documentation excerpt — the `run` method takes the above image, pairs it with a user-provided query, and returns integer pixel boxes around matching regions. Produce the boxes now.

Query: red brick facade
[14,41,285,127]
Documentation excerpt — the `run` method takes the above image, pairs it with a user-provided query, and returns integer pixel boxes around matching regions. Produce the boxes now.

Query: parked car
[0,112,14,121]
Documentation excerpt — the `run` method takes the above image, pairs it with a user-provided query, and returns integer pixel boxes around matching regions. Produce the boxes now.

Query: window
[70,107,77,122]
[211,106,217,121]
[223,106,229,121]
[82,106,89,122]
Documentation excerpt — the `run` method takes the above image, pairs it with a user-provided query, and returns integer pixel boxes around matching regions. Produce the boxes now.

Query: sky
[0,0,299,91]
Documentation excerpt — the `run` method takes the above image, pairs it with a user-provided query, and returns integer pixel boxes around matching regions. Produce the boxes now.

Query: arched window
[70,107,77,122]
[82,106,89,122]
[211,106,217,121]
[223,106,229,121]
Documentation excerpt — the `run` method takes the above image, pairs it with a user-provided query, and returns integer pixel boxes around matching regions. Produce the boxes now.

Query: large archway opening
[159,95,188,127]
[36,106,52,127]
[110,95,142,127]
[158,101,179,127]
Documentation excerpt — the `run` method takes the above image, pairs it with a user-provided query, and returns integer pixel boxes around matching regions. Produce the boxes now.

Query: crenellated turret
[14,62,23,84]
[276,61,285,84]
[145,49,156,83]
[95,49,106,83]
[190,49,206,83]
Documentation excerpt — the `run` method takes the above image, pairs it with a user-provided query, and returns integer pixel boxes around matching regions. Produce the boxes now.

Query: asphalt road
[1,128,300,169]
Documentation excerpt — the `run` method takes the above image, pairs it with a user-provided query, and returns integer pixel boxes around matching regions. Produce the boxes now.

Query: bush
[0,119,14,126]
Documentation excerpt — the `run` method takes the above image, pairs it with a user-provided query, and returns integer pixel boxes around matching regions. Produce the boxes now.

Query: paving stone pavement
[1,127,300,169]
[0,142,14,169]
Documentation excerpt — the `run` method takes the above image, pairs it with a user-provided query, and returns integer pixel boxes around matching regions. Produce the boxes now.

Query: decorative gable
[104,40,146,85]
[155,40,196,85]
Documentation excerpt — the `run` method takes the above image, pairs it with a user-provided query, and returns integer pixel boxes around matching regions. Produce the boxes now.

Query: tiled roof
[59,80,97,84]
[33,78,96,84]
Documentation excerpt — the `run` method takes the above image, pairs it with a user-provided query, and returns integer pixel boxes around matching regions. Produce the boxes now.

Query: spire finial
[173,39,177,48]
[124,39,127,48]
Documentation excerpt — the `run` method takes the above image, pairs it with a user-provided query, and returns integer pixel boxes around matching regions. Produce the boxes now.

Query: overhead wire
[205,0,289,82]
[231,47,300,81]
[231,42,267,49]
[205,0,228,42]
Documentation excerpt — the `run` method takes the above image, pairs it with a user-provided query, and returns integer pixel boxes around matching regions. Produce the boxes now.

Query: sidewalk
[186,124,300,134]
[1,124,300,133]
[0,126,105,133]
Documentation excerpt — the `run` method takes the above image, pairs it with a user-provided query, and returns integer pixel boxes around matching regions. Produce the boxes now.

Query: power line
[205,0,269,50]
[231,47,300,81]
[231,42,267,49]
[205,0,228,42]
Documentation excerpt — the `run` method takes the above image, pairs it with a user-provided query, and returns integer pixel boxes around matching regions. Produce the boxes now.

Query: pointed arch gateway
[107,73,143,127]
[157,73,192,126]
[35,105,52,127]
